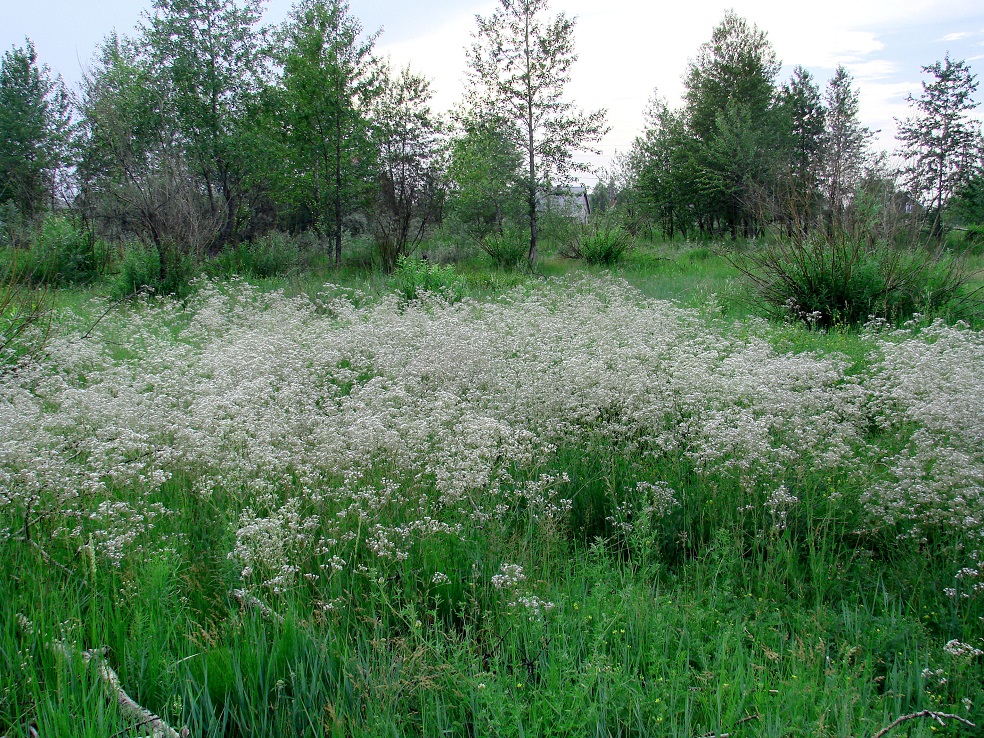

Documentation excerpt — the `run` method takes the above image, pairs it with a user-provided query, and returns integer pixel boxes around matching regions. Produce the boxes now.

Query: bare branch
[51,642,189,738]
[232,588,284,623]
[870,710,976,738]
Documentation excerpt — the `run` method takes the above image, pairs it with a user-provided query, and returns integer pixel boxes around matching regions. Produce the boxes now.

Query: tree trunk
[333,115,343,266]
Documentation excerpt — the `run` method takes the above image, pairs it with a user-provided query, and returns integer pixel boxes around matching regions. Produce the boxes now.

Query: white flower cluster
[864,320,984,539]
[491,563,525,590]
[0,277,980,587]
[943,639,984,659]
[509,594,556,621]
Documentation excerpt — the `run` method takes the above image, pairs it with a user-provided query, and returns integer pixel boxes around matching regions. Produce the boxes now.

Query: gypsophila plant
[3,273,984,737]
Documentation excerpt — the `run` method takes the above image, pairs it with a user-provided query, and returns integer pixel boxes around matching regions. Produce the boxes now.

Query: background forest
[1,0,982,298]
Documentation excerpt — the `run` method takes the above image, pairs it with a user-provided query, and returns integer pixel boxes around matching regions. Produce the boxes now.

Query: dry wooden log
[870,709,976,738]
[232,588,284,623]
[51,642,189,738]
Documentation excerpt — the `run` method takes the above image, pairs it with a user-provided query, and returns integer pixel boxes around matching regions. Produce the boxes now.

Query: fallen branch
[871,710,976,738]
[232,588,284,623]
[0,722,39,738]
[698,712,761,737]
[27,539,82,583]
[51,642,189,738]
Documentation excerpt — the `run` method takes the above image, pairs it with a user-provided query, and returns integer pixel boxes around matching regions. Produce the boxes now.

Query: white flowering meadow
[3,274,984,736]
[1,276,981,590]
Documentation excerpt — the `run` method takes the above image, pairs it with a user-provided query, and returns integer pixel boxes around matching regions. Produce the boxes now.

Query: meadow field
[2,245,983,737]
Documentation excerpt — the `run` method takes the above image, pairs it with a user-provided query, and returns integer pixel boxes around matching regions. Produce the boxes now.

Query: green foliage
[0,253,49,370]
[897,54,983,230]
[731,232,981,328]
[566,223,633,266]
[535,209,583,255]
[683,11,779,142]
[31,215,100,285]
[209,233,304,279]
[948,174,984,226]
[0,40,72,218]
[446,111,525,242]
[0,201,30,249]
[467,0,608,262]
[480,229,528,269]
[144,0,266,244]
[390,255,465,302]
[822,66,872,228]
[954,224,984,255]
[371,66,445,271]
[274,0,381,265]
[111,241,195,300]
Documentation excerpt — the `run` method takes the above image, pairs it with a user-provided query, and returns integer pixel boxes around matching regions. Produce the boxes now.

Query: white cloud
[941,32,972,41]
[847,59,900,81]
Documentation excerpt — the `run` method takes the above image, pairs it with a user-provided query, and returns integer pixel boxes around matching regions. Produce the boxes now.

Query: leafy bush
[390,256,466,302]
[32,215,100,285]
[537,209,583,255]
[209,233,303,279]
[480,229,528,269]
[112,241,196,300]
[730,232,980,328]
[573,225,633,266]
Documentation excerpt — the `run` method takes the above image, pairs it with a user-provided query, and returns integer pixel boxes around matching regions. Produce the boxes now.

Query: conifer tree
[897,54,983,234]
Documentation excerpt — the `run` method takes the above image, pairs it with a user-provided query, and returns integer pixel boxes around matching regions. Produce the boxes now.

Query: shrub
[480,229,528,269]
[730,232,980,329]
[390,256,466,303]
[577,226,633,266]
[112,241,196,300]
[32,215,100,285]
[561,222,633,266]
[537,209,583,255]
[210,233,303,279]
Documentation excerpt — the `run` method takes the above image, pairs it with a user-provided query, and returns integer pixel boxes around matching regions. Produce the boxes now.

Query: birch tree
[276,0,381,265]
[466,0,607,263]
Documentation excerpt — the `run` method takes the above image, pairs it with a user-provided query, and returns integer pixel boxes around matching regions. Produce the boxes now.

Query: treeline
[11,0,449,273]
[1,1,983,288]
[618,12,984,243]
[0,0,610,280]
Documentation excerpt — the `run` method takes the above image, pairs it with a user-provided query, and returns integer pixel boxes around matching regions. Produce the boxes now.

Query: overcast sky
[4,0,984,184]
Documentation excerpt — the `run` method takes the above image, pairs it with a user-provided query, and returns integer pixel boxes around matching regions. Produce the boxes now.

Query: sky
[4,0,984,185]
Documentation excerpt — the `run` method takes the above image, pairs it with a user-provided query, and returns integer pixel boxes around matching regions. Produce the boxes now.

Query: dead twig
[871,710,976,738]
[232,588,284,623]
[698,712,761,737]
[51,642,189,738]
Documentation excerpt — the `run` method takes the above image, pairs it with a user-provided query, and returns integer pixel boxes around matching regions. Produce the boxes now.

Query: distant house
[539,185,590,223]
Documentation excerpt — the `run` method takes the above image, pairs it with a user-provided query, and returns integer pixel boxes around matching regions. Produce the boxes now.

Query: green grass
[2,237,983,737]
